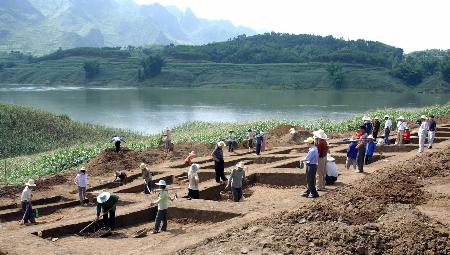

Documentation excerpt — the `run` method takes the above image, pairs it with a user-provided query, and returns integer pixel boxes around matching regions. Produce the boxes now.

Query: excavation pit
[0,195,67,211]
[86,172,163,192]
[116,175,175,193]
[174,171,216,184]
[337,144,418,154]
[33,207,241,239]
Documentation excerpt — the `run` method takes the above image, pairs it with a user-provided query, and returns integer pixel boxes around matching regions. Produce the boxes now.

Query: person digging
[141,163,152,194]
[151,180,176,234]
[20,179,37,225]
[96,192,119,230]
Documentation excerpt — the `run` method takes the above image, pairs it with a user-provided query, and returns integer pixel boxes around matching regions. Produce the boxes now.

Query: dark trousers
[102,208,116,230]
[303,164,319,196]
[114,141,121,153]
[21,201,35,223]
[227,141,234,152]
[384,128,390,145]
[325,175,337,185]
[357,149,366,172]
[256,143,262,155]
[365,154,373,165]
[232,187,243,202]
[214,160,226,182]
[154,209,168,232]
[373,130,379,140]
[248,139,254,148]
[188,189,199,199]
[144,182,151,194]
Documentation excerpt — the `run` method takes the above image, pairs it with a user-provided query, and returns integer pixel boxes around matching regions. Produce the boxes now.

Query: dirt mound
[178,146,450,255]
[265,125,312,147]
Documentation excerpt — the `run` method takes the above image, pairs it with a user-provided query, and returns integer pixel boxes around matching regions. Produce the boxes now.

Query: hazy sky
[135,0,449,52]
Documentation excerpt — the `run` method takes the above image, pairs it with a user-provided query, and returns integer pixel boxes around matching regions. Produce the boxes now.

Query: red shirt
[184,155,194,165]
[317,139,328,158]
[404,130,411,141]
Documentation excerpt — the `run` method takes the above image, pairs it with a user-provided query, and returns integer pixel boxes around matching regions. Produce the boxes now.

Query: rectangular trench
[0,200,80,222]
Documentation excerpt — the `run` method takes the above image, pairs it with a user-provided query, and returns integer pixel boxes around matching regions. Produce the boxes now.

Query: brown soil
[265,124,312,147]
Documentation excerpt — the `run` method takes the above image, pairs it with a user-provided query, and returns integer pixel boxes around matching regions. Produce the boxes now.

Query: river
[0,86,448,134]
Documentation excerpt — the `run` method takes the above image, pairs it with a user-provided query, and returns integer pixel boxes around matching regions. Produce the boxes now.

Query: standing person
[383,115,392,145]
[325,154,338,185]
[346,138,358,170]
[225,162,246,202]
[396,116,407,145]
[418,115,429,153]
[151,180,175,234]
[227,130,236,152]
[140,163,152,194]
[162,127,172,153]
[372,117,381,140]
[301,137,319,198]
[313,129,328,191]
[247,129,255,152]
[74,167,89,205]
[365,135,376,164]
[212,141,227,183]
[356,126,368,173]
[96,192,119,230]
[20,179,36,225]
[428,115,436,149]
[255,131,264,155]
[110,135,126,153]
[184,151,195,166]
[187,164,200,199]
[261,132,266,152]
[363,116,373,135]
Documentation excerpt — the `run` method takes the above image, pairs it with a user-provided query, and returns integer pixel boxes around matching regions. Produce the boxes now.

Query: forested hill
[163,33,404,67]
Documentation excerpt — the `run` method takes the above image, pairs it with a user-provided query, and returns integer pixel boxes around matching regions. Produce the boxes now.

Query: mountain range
[0,0,256,55]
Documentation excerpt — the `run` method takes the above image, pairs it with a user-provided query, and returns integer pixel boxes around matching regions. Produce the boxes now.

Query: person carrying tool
[151,180,176,234]
[20,179,36,225]
[225,162,246,202]
[74,167,89,205]
[110,135,126,153]
[140,163,152,194]
[96,192,119,230]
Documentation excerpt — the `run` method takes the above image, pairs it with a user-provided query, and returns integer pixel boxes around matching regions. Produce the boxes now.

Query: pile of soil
[265,125,312,147]
[178,147,450,254]
[0,174,69,199]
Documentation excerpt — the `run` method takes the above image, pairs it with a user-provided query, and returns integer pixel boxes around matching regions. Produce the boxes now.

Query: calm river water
[0,86,448,134]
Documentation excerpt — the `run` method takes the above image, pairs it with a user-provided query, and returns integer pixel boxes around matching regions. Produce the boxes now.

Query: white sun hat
[155,180,167,186]
[326,154,335,162]
[236,162,245,169]
[313,129,328,140]
[289,128,296,134]
[97,192,111,204]
[217,141,226,147]
[25,179,36,187]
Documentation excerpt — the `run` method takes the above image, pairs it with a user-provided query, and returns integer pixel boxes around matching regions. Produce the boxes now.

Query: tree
[390,62,423,86]
[326,63,344,89]
[140,55,164,80]
[83,60,100,79]
[441,58,450,83]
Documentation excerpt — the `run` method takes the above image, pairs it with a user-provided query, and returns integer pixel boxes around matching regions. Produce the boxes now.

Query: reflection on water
[0,86,448,134]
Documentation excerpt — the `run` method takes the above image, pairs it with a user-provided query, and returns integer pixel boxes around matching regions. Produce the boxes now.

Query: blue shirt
[347,142,358,159]
[429,120,436,131]
[212,146,224,161]
[364,122,373,134]
[365,141,376,156]
[304,145,318,165]
[256,134,264,145]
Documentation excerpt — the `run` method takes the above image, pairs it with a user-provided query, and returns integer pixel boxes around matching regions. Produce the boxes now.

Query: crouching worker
[325,154,338,185]
[225,162,246,202]
[152,180,176,234]
[114,170,127,185]
[20,179,37,225]
[96,192,119,230]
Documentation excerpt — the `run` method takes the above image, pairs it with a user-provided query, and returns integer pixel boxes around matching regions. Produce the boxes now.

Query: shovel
[19,203,30,225]
[78,207,113,235]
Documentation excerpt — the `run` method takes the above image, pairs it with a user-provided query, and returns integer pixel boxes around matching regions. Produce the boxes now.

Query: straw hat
[304,137,314,144]
[155,180,167,186]
[313,129,328,139]
[189,151,195,156]
[384,115,390,118]
[362,116,372,121]
[25,179,36,187]
[79,167,86,172]
[236,162,245,169]
[397,116,405,120]
[326,154,335,162]
[190,164,199,172]
[140,163,146,170]
[217,141,226,147]
[420,115,427,120]
[367,134,374,139]
[97,192,110,203]
[374,116,379,120]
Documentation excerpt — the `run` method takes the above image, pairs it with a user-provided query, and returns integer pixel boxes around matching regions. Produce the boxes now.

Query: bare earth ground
[0,122,450,255]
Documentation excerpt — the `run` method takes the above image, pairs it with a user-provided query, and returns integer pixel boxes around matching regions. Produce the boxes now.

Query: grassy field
[1,102,449,185]
[0,53,429,91]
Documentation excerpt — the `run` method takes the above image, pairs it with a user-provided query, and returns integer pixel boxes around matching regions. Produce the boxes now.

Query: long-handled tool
[78,207,113,235]
[144,179,152,194]
[19,203,30,225]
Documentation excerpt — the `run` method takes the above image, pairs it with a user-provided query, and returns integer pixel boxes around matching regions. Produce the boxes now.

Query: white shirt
[75,173,88,187]
[21,186,31,202]
[397,121,407,131]
[248,131,255,140]
[188,172,199,190]
[163,130,172,140]
[227,134,235,142]
[419,121,429,136]
[326,162,338,177]
[384,119,392,129]
[112,136,122,143]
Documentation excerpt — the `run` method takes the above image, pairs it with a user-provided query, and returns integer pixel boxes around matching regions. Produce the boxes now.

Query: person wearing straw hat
[151,180,175,234]
[313,129,328,191]
[396,116,407,145]
[325,154,338,185]
[212,141,227,183]
[187,164,200,199]
[362,116,373,135]
[372,116,381,140]
[96,192,119,230]
[383,115,393,145]
[365,135,376,164]
[184,151,196,166]
[74,167,89,205]
[20,179,36,225]
[225,162,247,202]
[227,130,236,152]
[301,137,320,198]
[346,137,358,170]
[428,115,436,149]
[140,163,152,194]
[356,125,368,173]
[418,115,429,153]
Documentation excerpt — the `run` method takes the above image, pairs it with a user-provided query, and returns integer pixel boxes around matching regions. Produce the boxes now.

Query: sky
[135,0,449,53]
